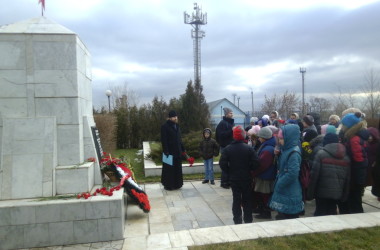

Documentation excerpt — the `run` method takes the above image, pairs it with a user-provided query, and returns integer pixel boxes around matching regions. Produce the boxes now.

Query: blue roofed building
[207,98,248,129]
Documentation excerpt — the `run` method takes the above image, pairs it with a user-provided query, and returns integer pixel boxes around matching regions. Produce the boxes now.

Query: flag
[39,0,45,10]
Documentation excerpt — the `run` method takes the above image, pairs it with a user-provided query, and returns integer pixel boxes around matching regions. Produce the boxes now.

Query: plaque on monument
[91,126,104,163]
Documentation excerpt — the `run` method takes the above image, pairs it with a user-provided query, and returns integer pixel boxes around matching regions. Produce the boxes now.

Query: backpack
[286,150,310,189]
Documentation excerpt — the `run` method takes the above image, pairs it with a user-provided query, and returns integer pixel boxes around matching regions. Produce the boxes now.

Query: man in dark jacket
[219,126,259,224]
[161,110,185,190]
[215,107,234,188]
[307,133,351,216]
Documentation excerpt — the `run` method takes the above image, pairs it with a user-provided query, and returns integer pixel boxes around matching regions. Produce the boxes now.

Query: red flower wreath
[78,153,151,213]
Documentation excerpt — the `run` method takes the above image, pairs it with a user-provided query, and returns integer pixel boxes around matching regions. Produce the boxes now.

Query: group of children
[198,108,380,224]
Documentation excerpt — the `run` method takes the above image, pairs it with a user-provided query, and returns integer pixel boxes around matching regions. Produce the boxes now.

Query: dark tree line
[94,79,210,149]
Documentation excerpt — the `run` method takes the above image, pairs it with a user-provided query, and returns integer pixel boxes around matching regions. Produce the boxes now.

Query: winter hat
[262,114,270,120]
[266,125,279,135]
[286,119,298,125]
[321,124,328,135]
[342,112,362,129]
[302,115,314,126]
[291,113,299,119]
[368,127,380,141]
[329,115,340,123]
[342,108,361,117]
[247,125,261,136]
[168,110,177,118]
[304,129,318,142]
[250,117,258,124]
[223,107,232,115]
[203,128,211,135]
[326,125,337,135]
[233,126,246,141]
[257,127,273,139]
[323,133,339,146]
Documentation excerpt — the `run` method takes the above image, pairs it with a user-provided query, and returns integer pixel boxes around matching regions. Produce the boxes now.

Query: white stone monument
[0,17,124,248]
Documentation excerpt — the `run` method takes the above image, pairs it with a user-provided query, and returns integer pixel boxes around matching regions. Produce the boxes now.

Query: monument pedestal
[0,17,124,249]
[0,189,125,249]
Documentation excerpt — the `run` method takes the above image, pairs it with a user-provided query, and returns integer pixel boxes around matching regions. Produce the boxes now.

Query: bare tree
[279,91,300,119]
[261,91,300,119]
[308,96,332,122]
[109,81,139,109]
[261,94,280,115]
[361,68,380,118]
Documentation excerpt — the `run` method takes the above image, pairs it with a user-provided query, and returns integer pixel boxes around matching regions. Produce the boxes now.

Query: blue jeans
[204,158,214,181]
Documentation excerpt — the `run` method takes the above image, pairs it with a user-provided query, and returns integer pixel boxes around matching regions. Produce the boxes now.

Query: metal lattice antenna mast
[184,3,207,84]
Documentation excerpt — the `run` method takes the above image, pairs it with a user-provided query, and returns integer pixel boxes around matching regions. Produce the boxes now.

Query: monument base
[0,187,125,249]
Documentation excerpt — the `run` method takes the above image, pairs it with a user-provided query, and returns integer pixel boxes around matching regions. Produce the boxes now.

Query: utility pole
[251,88,254,116]
[300,67,306,115]
[184,3,207,84]
[232,93,237,105]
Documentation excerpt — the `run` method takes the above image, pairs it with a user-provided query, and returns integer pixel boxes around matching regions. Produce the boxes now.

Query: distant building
[207,98,248,129]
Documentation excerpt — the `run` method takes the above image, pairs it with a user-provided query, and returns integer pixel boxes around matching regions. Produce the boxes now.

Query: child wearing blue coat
[269,124,304,219]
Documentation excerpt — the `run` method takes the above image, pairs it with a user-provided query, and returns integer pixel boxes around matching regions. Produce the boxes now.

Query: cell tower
[184,3,207,84]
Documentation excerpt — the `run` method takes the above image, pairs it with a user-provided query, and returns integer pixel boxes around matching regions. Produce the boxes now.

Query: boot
[202,180,209,184]
[254,209,271,219]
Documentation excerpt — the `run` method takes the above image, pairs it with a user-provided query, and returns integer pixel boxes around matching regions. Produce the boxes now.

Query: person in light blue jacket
[269,124,304,219]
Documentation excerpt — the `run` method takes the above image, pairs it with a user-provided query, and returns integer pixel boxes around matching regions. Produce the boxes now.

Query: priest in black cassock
[160,110,185,190]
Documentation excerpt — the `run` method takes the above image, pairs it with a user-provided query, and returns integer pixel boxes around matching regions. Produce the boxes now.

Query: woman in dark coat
[160,110,185,190]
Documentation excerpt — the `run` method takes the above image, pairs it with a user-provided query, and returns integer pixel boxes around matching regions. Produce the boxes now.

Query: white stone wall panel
[0,41,25,69]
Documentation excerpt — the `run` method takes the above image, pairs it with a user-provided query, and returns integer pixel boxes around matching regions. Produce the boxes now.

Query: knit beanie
[262,114,270,120]
[250,117,258,124]
[257,127,273,139]
[223,107,232,116]
[168,110,177,118]
[321,124,328,135]
[302,115,314,126]
[266,125,279,135]
[341,112,362,129]
[233,126,246,141]
[342,108,361,117]
[247,125,260,136]
[291,113,299,119]
[323,133,339,146]
[329,114,340,123]
[304,129,318,142]
[326,125,337,135]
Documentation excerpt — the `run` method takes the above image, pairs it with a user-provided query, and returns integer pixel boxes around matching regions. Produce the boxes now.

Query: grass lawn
[189,226,380,250]
[111,148,220,183]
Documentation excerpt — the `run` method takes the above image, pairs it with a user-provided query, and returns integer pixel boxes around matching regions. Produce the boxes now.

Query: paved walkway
[28,181,380,249]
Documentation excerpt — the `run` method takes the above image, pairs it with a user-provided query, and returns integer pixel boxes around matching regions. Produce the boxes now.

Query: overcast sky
[1,0,380,112]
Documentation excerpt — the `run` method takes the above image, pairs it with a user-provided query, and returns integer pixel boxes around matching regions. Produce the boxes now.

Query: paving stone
[168,230,195,248]
[146,233,171,249]
[297,215,354,232]
[122,236,146,250]
[189,226,240,245]
[150,222,174,234]
[172,211,196,221]
[172,220,194,231]
[230,223,270,240]
[256,219,313,236]
[197,220,224,228]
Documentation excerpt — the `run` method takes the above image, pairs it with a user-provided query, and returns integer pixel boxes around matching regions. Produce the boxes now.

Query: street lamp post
[105,90,112,113]
[300,67,306,115]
